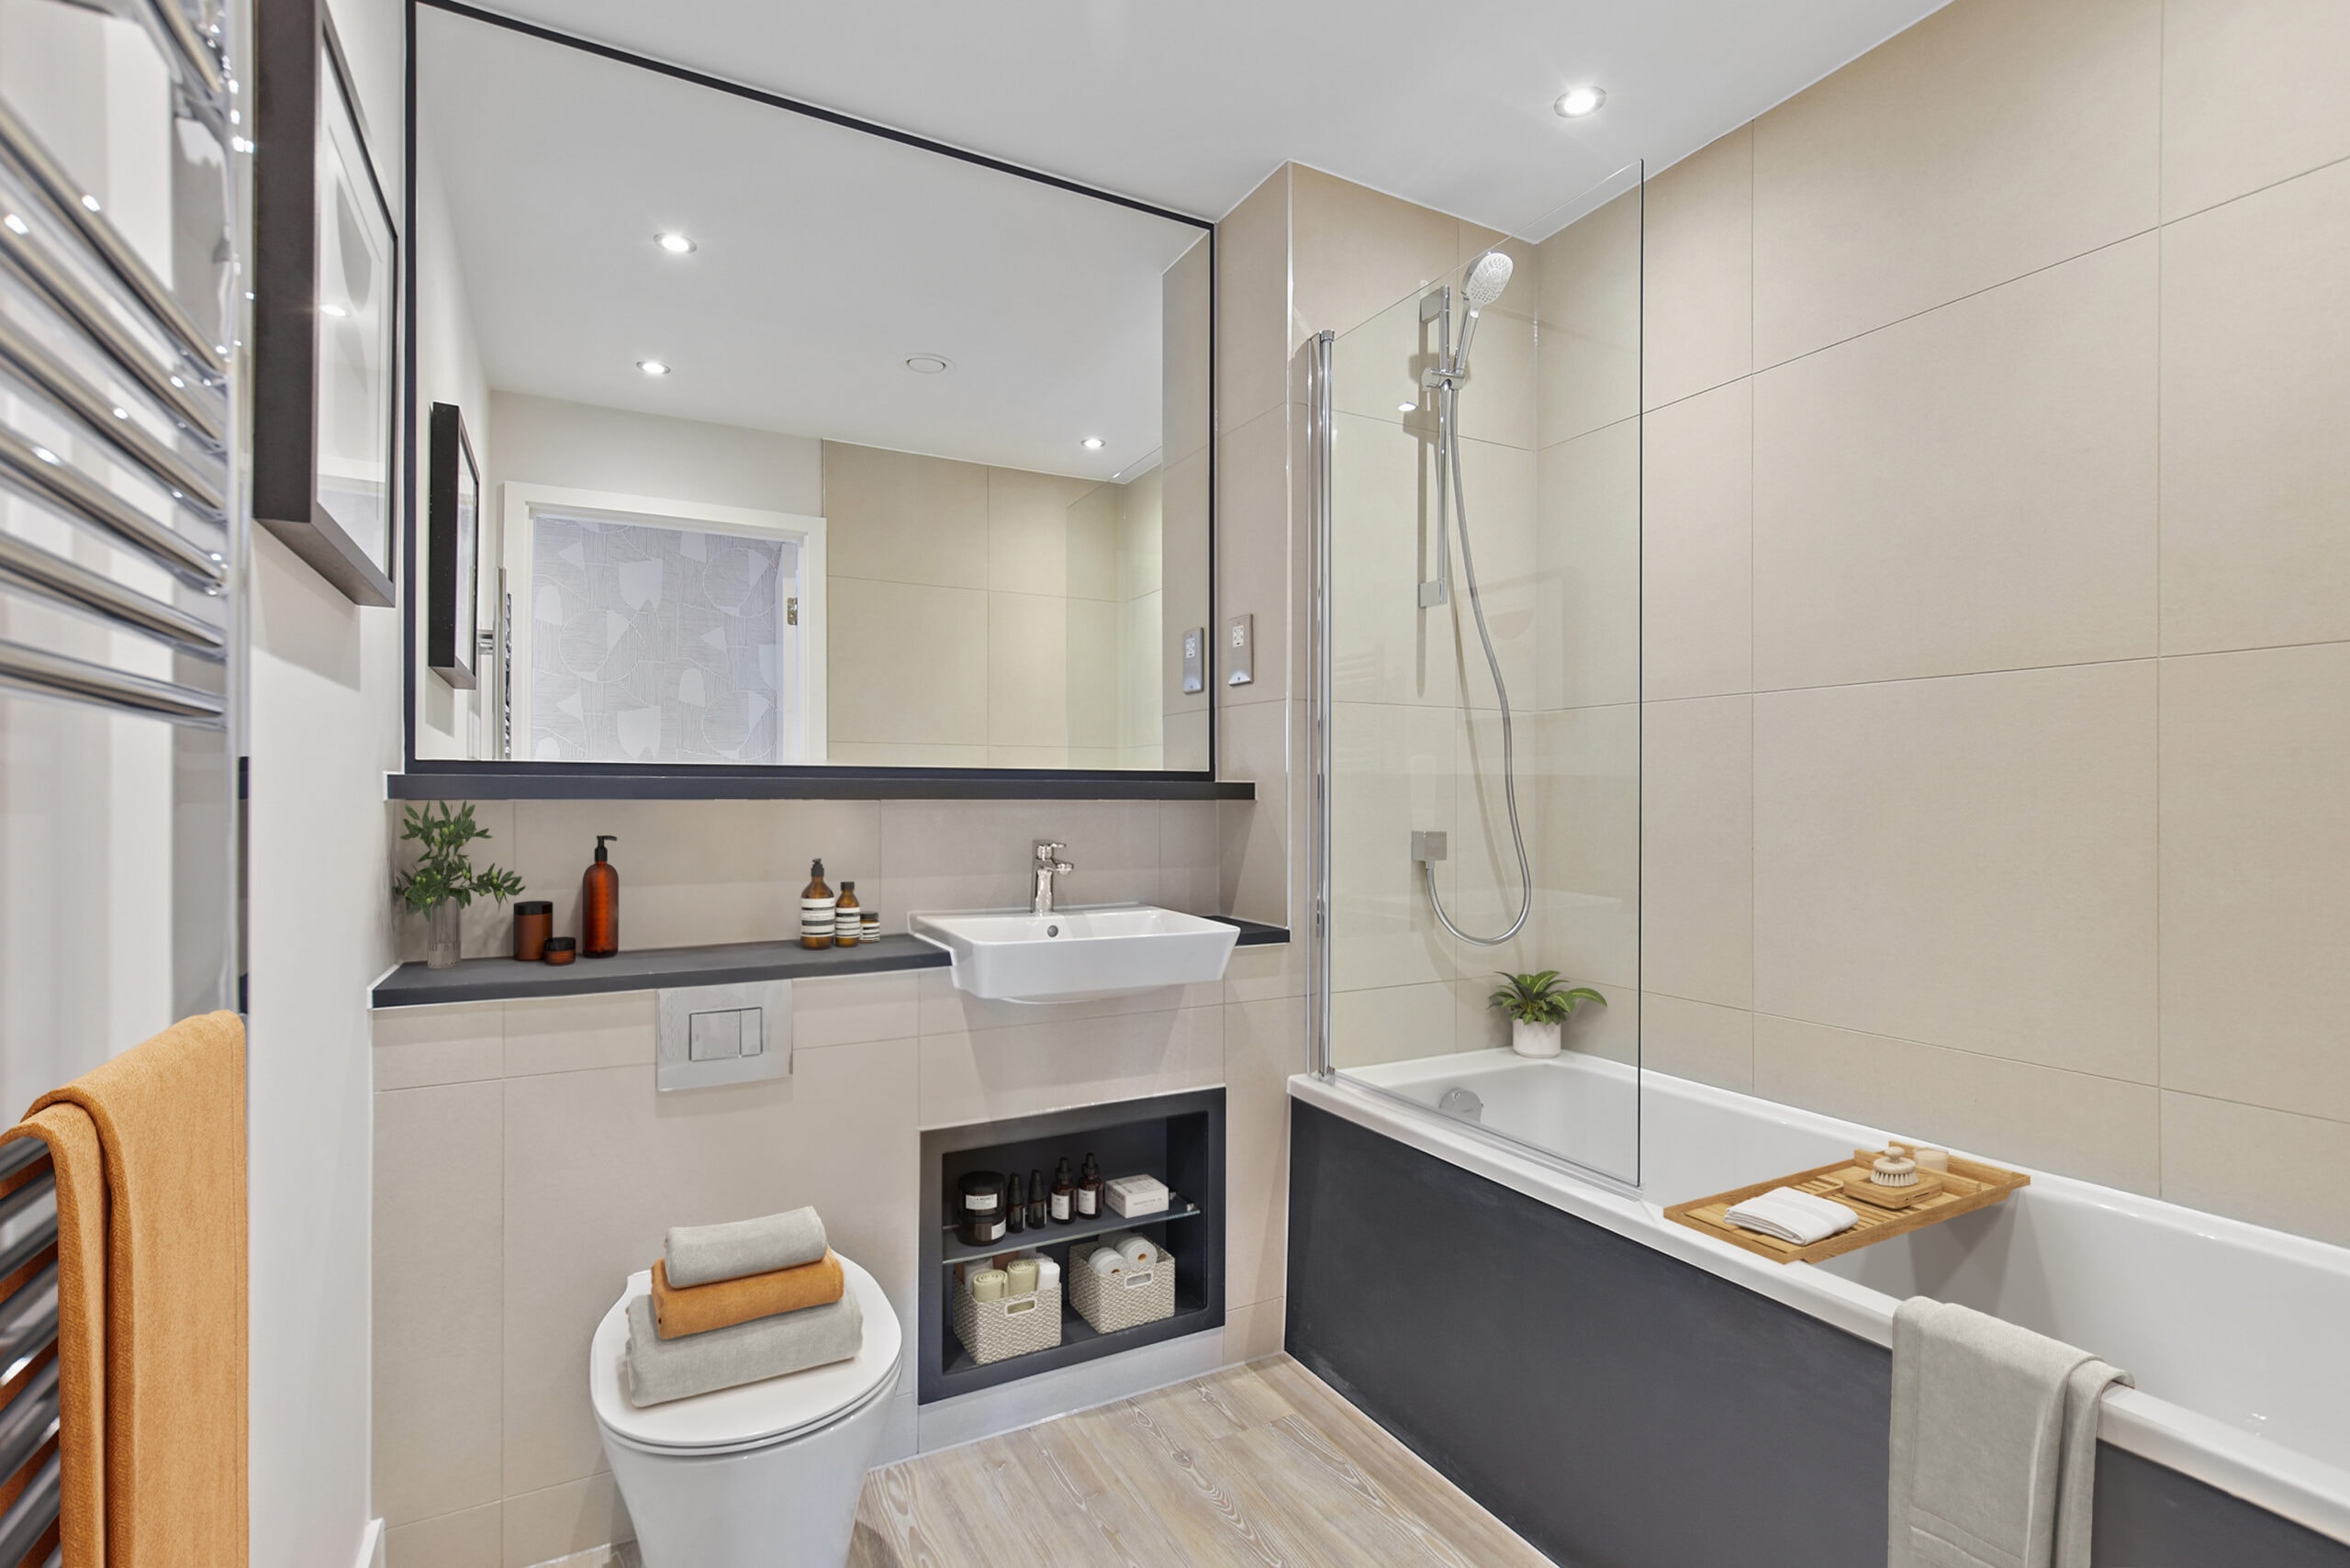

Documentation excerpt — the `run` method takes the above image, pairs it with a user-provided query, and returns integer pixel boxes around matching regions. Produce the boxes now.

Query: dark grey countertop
[371,917,1288,1008]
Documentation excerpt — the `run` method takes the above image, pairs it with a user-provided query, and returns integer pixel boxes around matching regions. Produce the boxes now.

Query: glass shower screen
[1312,163,1644,1188]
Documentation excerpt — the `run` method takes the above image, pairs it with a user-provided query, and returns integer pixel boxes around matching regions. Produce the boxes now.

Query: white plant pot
[1511,1018,1562,1058]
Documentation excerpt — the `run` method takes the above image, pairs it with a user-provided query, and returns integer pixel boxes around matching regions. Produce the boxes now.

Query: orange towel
[2,1010,246,1568]
[651,1250,845,1339]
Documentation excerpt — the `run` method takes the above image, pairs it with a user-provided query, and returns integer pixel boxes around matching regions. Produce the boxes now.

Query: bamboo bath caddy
[1665,1149,2030,1265]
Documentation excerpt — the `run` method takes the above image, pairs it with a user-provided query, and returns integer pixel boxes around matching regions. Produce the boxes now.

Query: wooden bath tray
[1665,1149,2029,1265]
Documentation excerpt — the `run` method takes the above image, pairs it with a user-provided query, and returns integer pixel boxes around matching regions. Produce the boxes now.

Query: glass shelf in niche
[940,1197,1201,1266]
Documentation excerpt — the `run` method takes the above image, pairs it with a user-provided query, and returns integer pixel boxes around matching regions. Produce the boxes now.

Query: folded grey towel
[665,1206,828,1287]
[623,1289,863,1407]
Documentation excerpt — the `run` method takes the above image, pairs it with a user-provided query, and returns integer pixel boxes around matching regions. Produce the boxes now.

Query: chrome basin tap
[1032,841,1073,915]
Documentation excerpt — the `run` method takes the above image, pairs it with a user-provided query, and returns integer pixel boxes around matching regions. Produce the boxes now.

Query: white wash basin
[907,905,1237,1002]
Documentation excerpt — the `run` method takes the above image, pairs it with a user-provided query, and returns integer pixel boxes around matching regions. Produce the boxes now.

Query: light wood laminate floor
[849,1356,1554,1568]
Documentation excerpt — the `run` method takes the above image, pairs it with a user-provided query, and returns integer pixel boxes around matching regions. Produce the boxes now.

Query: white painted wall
[246,0,405,1562]
[488,390,822,514]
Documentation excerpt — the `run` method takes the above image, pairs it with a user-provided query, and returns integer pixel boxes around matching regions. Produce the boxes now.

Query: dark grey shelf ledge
[371,919,1287,1009]
[387,763,1257,802]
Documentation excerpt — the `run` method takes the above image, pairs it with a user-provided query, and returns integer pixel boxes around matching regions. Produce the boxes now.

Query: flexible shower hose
[1426,374,1533,947]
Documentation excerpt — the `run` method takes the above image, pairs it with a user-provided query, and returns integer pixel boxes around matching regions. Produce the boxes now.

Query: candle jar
[957,1171,1008,1249]
[513,900,553,962]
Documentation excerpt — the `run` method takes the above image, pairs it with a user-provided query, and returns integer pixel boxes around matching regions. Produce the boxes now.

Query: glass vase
[426,901,463,969]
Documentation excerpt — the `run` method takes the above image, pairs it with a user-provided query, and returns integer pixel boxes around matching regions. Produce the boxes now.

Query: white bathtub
[1297,1049,2350,1546]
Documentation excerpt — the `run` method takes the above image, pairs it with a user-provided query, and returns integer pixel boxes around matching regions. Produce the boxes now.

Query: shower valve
[1411,831,1449,865]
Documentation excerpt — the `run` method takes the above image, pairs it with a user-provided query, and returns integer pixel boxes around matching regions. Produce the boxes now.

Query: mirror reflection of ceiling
[416,8,1201,482]
[447,0,1954,237]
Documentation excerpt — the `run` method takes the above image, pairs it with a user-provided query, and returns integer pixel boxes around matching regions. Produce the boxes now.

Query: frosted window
[529,513,789,763]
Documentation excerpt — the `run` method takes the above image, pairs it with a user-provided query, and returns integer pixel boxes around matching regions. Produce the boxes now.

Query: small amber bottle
[581,835,619,958]
[800,858,835,949]
[834,880,861,946]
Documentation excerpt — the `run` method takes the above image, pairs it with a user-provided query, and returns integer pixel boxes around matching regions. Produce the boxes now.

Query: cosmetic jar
[957,1170,1008,1248]
[512,900,553,961]
[543,936,577,966]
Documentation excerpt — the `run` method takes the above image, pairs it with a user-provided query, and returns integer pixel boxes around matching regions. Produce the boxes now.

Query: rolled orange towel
[651,1249,845,1339]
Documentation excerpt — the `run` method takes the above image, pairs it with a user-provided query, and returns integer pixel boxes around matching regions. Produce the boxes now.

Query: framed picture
[426,403,481,688]
[252,0,399,605]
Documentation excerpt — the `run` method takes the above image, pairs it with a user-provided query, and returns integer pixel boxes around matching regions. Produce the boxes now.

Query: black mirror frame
[395,0,1225,800]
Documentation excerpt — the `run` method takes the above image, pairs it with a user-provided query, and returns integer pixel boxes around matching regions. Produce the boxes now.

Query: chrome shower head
[1462,251,1514,308]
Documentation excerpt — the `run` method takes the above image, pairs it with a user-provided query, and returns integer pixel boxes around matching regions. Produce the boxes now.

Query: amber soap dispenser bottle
[582,834,620,957]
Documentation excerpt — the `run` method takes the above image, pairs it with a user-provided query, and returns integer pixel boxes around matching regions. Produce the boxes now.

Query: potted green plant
[1487,970,1606,1058]
[393,802,526,969]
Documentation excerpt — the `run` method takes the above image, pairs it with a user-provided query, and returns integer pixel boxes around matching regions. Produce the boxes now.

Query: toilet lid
[589,1253,902,1454]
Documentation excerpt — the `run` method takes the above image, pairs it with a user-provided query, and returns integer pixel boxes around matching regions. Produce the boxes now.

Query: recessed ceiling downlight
[1081,437,1105,451]
[1554,84,1606,118]
[904,354,952,374]
[638,359,671,375]
[655,231,697,254]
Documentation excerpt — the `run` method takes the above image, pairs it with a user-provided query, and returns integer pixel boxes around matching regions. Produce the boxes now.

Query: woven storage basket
[951,1277,1062,1365]
[1069,1250,1175,1335]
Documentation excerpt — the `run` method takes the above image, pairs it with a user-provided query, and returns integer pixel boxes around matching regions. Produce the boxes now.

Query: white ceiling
[447,0,1951,232]
[419,0,1953,480]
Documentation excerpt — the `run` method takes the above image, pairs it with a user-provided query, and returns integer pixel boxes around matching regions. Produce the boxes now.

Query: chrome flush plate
[655,978,791,1091]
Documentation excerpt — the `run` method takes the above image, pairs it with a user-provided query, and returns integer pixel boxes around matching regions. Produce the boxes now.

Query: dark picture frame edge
[253,0,400,607]
[425,400,479,688]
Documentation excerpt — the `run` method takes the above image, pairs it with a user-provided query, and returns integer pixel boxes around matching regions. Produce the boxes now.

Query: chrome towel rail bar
[0,532,227,655]
[0,427,224,588]
[0,314,226,517]
[0,640,226,726]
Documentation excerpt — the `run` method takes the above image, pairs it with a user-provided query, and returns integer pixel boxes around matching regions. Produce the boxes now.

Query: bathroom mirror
[402,2,1213,783]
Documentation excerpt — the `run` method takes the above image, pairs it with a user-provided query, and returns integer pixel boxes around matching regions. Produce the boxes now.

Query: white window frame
[499,482,828,764]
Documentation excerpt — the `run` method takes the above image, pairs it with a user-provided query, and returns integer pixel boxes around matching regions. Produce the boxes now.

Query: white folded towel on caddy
[1722,1186,1858,1246]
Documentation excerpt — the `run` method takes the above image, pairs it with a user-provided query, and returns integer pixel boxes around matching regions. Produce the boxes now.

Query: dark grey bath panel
[1285,1100,2350,1568]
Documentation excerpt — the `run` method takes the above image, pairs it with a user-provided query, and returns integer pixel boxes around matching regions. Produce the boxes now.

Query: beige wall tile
[1452,976,1514,1056]
[1753,1014,2161,1193]
[2161,0,2350,222]
[1067,486,1124,606]
[1216,167,1292,428]
[987,467,1095,598]
[1448,437,1539,713]
[1644,127,1753,410]
[375,1082,503,1526]
[500,1043,918,1496]
[387,1504,502,1568]
[827,578,988,748]
[985,590,1069,749]
[2159,644,2350,1122]
[1451,302,1539,454]
[880,798,1162,919]
[1119,467,1165,602]
[824,741,990,769]
[821,442,988,589]
[1329,980,1457,1069]
[2160,1092,2350,1248]
[502,992,655,1078]
[1066,598,1121,750]
[1223,1295,1287,1363]
[2159,159,2350,655]
[1218,700,1292,926]
[1161,447,1213,737]
[1328,410,1455,710]
[1292,165,1460,343]
[1224,941,1308,1004]
[1640,994,1754,1092]
[374,1001,503,1091]
[1158,801,1221,916]
[1753,663,2158,1081]
[1642,380,1752,701]
[1751,237,2159,689]
[1535,418,1641,711]
[1527,704,1640,991]
[501,1473,632,1568]
[1536,187,1642,449]
[1751,0,2159,366]
[1216,406,1292,706]
[1641,695,1752,1010]
[791,971,919,1051]
[1164,235,1214,465]
[917,1004,1223,1128]
[1226,995,1308,1309]
[509,798,880,949]
[1562,980,1641,1070]
[1453,706,1545,981]
[1328,701,1455,993]
[1327,284,1433,424]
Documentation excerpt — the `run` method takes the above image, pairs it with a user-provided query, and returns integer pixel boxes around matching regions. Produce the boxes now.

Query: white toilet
[589,1254,903,1568]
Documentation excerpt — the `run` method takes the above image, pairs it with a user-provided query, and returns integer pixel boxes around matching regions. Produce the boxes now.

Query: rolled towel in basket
[1101,1232,1156,1270]
[623,1288,862,1407]
[650,1250,844,1339]
[665,1206,828,1287]
[1085,1245,1126,1278]
[1723,1187,1858,1247]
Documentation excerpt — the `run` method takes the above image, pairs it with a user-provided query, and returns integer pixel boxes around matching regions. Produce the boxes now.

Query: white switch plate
[657,980,790,1091]
[1181,626,1205,694]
